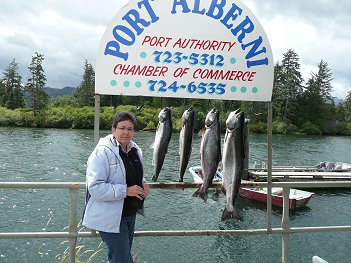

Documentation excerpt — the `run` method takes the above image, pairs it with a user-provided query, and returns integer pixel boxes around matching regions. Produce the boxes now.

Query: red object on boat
[239,186,313,209]
[189,166,314,209]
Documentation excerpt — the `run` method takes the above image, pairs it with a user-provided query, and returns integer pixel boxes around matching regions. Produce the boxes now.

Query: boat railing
[1,181,351,263]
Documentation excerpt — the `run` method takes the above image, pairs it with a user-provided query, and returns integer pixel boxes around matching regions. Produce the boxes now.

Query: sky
[0,0,350,99]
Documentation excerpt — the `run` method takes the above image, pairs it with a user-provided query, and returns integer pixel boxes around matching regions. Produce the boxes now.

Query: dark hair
[112,112,137,128]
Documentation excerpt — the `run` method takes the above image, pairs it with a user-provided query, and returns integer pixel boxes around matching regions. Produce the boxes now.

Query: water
[0,127,350,263]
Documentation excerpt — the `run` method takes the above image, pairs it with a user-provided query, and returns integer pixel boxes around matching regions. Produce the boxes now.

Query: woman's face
[112,120,135,147]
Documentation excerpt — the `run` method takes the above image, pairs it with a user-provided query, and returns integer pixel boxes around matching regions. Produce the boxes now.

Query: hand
[127,185,145,200]
[142,182,150,197]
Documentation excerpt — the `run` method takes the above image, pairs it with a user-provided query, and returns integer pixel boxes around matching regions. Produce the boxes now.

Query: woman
[82,112,150,263]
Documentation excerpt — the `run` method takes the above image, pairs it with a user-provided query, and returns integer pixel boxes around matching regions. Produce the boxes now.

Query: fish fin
[151,158,155,166]
[221,207,242,221]
[198,127,205,136]
[192,188,200,197]
[150,142,155,149]
[220,185,226,195]
[224,132,229,143]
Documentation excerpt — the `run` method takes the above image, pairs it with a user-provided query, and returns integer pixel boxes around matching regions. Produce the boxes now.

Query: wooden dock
[248,167,351,181]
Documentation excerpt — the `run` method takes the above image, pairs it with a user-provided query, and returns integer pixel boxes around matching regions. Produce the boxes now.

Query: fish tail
[198,191,208,203]
[192,188,208,202]
[221,207,242,221]
[152,175,158,182]
[179,172,184,182]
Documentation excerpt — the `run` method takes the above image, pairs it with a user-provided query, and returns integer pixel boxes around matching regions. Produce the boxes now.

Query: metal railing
[1,181,351,263]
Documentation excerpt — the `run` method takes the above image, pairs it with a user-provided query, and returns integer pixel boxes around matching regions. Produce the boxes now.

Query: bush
[249,121,266,133]
[135,107,159,130]
[0,107,36,127]
[1,104,350,136]
[300,122,322,135]
[272,120,297,134]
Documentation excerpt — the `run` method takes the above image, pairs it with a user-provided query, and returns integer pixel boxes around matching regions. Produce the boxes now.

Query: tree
[344,90,351,122]
[298,60,334,131]
[274,49,304,122]
[1,59,25,109]
[74,60,95,106]
[26,52,49,115]
[272,62,285,118]
[0,80,5,107]
[311,60,334,103]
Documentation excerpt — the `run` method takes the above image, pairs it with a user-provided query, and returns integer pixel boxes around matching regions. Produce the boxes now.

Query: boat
[248,161,351,181]
[251,161,351,172]
[315,161,351,171]
[189,166,314,209]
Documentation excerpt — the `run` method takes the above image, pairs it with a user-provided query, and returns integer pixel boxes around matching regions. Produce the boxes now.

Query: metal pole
[68,187,79,263]
[243,119,249,180]
[267,102,273,230]
[281,187,290,263]
[94,94,101,147]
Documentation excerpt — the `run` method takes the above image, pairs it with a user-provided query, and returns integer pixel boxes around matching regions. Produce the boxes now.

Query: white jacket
[82,134,145,233]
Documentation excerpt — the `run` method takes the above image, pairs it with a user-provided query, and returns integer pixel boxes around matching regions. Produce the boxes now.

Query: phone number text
[147,80,226,95]
[152,51,224,67]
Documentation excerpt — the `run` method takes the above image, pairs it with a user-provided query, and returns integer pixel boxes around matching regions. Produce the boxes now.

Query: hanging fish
[151,107,172,182]
[221,109,247,221]
[179,107,195,182]
[193,108,221,202]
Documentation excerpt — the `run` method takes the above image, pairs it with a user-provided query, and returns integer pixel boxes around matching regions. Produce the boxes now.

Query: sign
[95,0,274,101]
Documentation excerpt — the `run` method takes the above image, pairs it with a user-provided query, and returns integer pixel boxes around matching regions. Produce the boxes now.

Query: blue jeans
[99,214,136,263]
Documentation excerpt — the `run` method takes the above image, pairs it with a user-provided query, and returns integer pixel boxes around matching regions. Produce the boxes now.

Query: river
[0,127,350,263]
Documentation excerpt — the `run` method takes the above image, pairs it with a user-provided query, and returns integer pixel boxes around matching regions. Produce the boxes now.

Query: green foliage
[272,120,297,134]
[74,60,95,107]
[71,106,95,129]
[0,107,35,127]
[100,107,117,129]
[344,91,351,122]
[0,81,6,107]
[0,102,350,136]
[134,107,159,130]
[39,107,75,128]
[51,95,78,107]
[249,121,266,133]
[1,59,25,109]
[26,52,49,116]
[272,49,303,121]
[346,122,351,136]
[300,122,322,135]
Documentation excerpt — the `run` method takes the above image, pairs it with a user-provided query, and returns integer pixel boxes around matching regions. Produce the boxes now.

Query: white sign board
[96,0,274,101]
